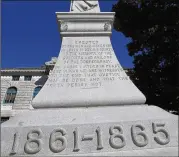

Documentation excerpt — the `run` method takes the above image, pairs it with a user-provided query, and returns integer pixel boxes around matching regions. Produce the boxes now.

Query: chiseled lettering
[152,122,170,145]
[49,128,67,153]
[131,124,148,147]
[24,129,42,154]
[109,126,126,149]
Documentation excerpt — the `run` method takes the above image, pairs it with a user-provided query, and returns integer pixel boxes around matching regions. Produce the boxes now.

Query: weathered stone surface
[32,12,146,108]
[32,36,146,108]
[1,105,178,156]
[2,1,178,157]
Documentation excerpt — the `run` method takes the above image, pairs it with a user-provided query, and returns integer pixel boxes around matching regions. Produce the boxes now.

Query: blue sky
[2,0,133,68]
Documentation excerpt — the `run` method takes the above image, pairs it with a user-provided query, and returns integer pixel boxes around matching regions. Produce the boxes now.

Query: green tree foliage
[112,0,179,112]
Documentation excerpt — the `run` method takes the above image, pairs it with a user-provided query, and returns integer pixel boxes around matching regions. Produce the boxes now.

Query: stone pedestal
[32,13,146,108]
[1,105,178,156]
[1,11,178,157]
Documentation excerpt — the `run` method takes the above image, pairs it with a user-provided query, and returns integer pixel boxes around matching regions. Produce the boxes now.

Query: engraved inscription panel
[46,38,129,89]
[5,121,175,156]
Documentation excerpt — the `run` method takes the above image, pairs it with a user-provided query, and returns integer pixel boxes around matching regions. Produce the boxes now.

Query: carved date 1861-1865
[10,122,170,155]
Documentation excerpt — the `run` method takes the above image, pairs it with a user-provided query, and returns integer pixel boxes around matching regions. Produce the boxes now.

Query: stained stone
[1,0,178,156]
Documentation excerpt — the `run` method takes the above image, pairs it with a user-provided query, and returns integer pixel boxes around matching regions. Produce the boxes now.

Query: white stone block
[1,105,178,156]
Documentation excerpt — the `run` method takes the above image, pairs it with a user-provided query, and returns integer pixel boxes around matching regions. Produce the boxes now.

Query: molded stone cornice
[56,12,115,37]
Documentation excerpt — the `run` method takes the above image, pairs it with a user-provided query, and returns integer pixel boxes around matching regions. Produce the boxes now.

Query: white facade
[0,57,57,120]
[1,68,47,117]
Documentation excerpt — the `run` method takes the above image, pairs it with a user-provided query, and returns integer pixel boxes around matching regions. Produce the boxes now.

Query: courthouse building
[1,57,133,123]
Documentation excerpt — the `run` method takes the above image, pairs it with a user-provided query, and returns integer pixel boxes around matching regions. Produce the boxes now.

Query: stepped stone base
[1,105,178,156]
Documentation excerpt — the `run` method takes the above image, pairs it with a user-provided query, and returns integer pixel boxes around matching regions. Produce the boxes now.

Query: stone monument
[1,0,178,156]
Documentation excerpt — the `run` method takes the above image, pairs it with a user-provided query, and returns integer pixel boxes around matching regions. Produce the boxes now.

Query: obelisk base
[1,105,178,156]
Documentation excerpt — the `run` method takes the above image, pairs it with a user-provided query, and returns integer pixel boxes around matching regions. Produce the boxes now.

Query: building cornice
[1,67,47,76]
[1,69,46,73]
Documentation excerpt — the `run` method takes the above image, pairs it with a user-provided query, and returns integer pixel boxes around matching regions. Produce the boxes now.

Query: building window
[12,76,20,81]
[1,117,9,123]
[33,86,42,98]
[24,76,32,81]
[4,87,17,104]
